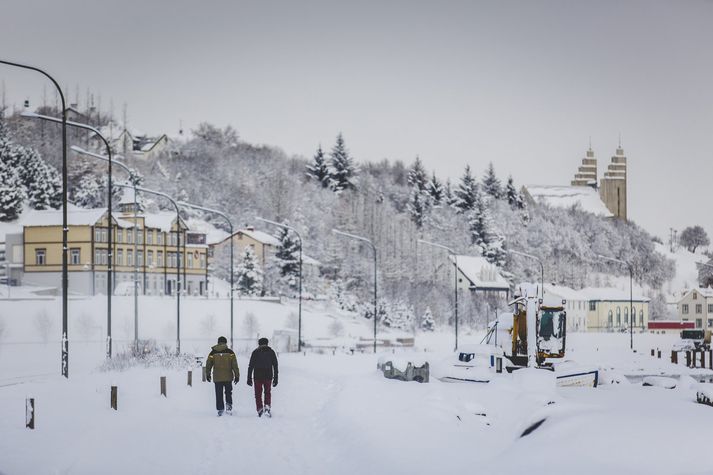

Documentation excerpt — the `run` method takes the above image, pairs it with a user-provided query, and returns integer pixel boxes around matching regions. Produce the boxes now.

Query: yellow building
[209,226,281,269]
[18,204,208,296]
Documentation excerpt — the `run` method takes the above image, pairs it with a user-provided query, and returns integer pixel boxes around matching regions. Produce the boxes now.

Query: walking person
[247,337,278,417]
[206,336,240,417]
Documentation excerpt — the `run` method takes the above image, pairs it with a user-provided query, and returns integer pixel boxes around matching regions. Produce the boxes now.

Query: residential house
[677,288,713,329]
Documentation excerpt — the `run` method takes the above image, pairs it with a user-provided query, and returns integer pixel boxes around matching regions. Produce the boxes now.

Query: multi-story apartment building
[677,288,713,329]
[9,202,208,296]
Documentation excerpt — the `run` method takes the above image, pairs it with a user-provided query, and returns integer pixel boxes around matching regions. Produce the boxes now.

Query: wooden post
[672,351,678,365]
[110,386,118,410]
[160,376,166,397]
[202,366,207,382]
[686,351,692,368]
[651,349,655,357]
[25,398,35,430]
[496,357,503,374]
[709,350,712,369]
[657,350,661,359]
[187,371,192,387]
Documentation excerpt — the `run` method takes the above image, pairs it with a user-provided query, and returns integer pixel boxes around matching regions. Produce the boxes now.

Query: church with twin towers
[522,142,628,220]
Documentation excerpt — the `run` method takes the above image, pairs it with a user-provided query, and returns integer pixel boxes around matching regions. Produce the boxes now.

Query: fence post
[25,398,35,430]
[160,376,167,397]
[651,349,655,357]
[657,350,661,359]
[672,351,678,365]
[111,386,118,410]
[709,350,712,369]
[187,371,192,387]
[496,357,503,374]
[686,351,692,368]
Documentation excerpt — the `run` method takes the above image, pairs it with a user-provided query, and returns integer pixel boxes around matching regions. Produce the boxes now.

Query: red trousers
[254,379,272,412]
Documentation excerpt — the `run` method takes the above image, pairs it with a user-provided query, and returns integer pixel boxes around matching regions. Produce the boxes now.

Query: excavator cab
[537,305,566,361]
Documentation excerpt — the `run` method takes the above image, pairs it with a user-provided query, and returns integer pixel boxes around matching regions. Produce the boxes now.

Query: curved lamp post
[116,183,183,354]
[178,201,234,349]
[24,112,116,358]
[332,229,378,353]
[1,59,69,377]
[257,217,303,351]
[597,254,634,350]
[418,239,459,351]
[72,146,141,353]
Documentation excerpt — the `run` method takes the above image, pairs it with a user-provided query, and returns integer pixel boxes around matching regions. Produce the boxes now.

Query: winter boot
[264,405,272,418]
[258,408,264,417]
[226,405,233,415]
[217,410,224,417]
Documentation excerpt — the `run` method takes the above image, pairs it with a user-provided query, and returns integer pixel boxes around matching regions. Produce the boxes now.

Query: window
[127,229,134,244]
[697,318,703,328]
[200,254,205,269]
[137,230,144,245]
[187,252,193,269]
[137,250,144,267]
[116,249,123,266]
[709,304,713,314]
[640,309,644,326]
[683,304,689,314]
[147,230,153,245]
[694,292,698,300]
[102,228,107,243]
[157,232,164,245]
[708,319,713,328]
[70,248,80,265]
[94,228,102,242]
[157,251,164,267]
[35,249,46,265]
[94,249,107,265]
[697,304,703,314]
[624,306,629,324]
[170,232,178,246]
[127,250,133,267]
[117,229,123,243]
[608,310,613,327]
[616,307,621,326]
[589,301,596,311]
[147,250,154,267]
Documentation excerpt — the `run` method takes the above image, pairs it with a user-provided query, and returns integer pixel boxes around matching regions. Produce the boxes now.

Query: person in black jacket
[247,337,278,417]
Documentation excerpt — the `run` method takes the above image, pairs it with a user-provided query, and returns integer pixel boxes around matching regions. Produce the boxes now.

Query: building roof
[523,185,613,217]
[678,287,713,303]
[144,211,185,233]
[235,229,281,246]
[450,254,510,291]
[21,206,108,227]
[545,284,649,303]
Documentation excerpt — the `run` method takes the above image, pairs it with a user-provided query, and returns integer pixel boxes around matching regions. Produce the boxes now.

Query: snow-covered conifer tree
[236,247,264,296]
[407,156,428,194]
[275,226,300,289]
[0,158,25,221]
[407,187,427,228]
[482,162,502,199]
[453,165,479,213]
[427,172,444,205]
[421,307,435,331]
[71,174,104,208]
[306,145,330,188]
[23,148,61,210]
[328,133,358,192]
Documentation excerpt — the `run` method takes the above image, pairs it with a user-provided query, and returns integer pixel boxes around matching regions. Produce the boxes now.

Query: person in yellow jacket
[206,336,240,416]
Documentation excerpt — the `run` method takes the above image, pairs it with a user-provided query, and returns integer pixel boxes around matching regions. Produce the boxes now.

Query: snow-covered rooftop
[185,218,230,246]
[524,185,613,217]
[144,212,182,233]
[237,229,281,246]
[21,206,107,227]
[450,254,510,291]
[545,284,649,303]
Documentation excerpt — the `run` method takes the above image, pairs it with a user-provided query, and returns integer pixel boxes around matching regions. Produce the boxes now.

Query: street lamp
[597,254,634,350]
[418,239,459,351]
[24,112,116,358]
[72,146,140,354]
[116,183,183,354]
[256,217,303,351]
[509,249,544,300]
[1,59,69,377]
[332,229,378,353]
[178,201,234,349]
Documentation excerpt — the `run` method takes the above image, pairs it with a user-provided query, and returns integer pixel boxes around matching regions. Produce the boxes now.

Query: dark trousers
[254,379,272,412]
[214,381,233,411]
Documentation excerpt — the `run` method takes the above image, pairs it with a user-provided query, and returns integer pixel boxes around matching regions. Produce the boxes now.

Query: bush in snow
[99,339,197,372]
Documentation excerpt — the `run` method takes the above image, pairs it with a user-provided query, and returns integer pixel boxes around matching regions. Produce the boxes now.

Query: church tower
[570,145,598,188]
[599,145,627,220]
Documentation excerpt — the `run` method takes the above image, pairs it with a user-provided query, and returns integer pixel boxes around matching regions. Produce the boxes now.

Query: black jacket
[248,345,278,381]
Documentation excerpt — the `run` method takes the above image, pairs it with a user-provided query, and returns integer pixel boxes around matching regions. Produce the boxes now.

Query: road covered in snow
[3,341,713,475]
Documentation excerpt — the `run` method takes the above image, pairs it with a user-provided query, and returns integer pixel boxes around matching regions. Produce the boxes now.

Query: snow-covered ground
[2,297,713,474]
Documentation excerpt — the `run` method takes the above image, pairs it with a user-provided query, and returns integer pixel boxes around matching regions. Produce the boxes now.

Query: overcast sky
[1,0,711,240]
